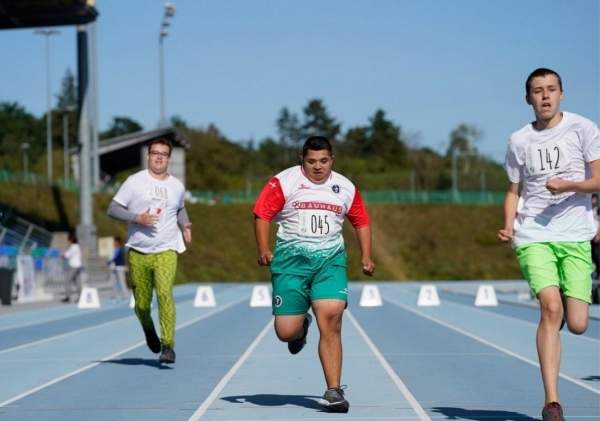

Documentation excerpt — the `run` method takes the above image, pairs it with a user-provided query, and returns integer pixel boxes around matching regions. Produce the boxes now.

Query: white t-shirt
[113,170,186,254]
[504,111,600,246]
[64,243,82,268]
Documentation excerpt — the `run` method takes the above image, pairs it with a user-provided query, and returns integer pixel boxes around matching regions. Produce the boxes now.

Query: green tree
[100,117,143,139]
[0,102,43,171]
[55,68,78,110]
[301,99,341,142]
[446,124,482,176]
[276,107,302,148]
[367,109,406,166]
[446,124,481,158]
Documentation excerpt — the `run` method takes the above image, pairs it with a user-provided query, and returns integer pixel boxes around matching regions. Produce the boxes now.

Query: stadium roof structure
[96,126,190,182]
[98,126,190,155]
[0,0,98,30]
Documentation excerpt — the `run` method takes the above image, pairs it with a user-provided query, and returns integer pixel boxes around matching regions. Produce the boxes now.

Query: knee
[274,326,299,342]
[135,304,151,315]
[567,319,588,335]
[318,313,343,335]
[274,321,303,342]
[540,300,563,323]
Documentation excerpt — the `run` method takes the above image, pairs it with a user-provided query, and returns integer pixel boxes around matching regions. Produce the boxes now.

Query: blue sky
[1,0,598,162]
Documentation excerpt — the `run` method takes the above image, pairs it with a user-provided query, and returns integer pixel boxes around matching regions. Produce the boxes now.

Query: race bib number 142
[526,142,564,176]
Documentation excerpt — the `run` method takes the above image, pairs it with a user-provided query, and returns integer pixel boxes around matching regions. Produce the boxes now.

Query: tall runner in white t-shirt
[107,139,192,364]
[498,68,600,421]
[254,136,375,413]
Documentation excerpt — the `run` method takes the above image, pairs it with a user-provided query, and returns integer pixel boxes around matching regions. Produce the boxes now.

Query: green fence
[0,170,505,205]
[187,189,505,205]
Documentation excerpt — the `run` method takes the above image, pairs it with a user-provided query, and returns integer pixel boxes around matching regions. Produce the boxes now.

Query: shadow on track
[222,394,322,410]
[432,406,538,421]
[98,358,173,370]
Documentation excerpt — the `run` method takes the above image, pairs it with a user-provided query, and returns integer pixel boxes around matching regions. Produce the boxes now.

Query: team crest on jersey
[274,295,283,307]
[298,183,311,190]
[332,184,340,194]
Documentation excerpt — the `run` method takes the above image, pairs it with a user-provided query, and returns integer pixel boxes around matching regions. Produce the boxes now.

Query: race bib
[525,141,565,176]
[298,210,331,237]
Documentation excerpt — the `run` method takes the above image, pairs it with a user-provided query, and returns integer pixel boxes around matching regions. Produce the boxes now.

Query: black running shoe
[288,313,312,355]
[318,386,349,413]
[143,327,161,354]
[159,345,176,364]
[542,402,565,421]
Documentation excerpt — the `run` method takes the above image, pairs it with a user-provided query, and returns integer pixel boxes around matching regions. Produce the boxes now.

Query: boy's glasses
[149,151,170,158]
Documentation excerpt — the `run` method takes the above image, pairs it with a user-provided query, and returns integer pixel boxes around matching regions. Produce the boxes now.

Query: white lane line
[346,310,431,421]
[0,287,204,333]
[385,296,600,395]
[439,290,600,345]
[0,287,243,355]
[0,296,247,408]
[0,315,136,355]
[188,318,273,421]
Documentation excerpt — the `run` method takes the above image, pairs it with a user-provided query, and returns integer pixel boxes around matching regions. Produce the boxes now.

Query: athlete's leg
[563,297,589,334]
[537,286,563,405]
[271,271,311,342]
[274,315,306,341]
[128,250,155,331]
[153,250,177,348]
[558,242,593,335]
[312,299,345,389]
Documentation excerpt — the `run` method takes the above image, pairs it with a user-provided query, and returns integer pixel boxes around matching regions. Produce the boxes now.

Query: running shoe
[159,345,176,364]
[542,402,565,421]
[318,386,349,413]
[288,313,312,355]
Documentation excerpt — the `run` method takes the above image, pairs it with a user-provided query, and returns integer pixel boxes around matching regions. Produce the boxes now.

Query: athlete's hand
[361,258,375,276]
[182,223,192,243]
[497,227,513,242]
[257,250,273,266]
[135,210,158,227]
[546,177,571,195]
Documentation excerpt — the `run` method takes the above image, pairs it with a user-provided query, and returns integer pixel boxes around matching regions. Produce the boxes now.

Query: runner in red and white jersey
[254,136,375,413]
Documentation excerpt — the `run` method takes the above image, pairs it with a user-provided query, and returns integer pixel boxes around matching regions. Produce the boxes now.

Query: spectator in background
[108,236,128,300]
[62,232,83,303]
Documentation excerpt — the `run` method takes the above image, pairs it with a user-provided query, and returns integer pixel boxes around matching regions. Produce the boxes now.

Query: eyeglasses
[149,151,170,158]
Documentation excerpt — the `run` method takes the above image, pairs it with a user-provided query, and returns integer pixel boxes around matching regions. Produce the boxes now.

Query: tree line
[0,69,506,192]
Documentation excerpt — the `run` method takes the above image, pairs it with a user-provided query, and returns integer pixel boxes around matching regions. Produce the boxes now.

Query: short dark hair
[68,232,78,244]
[525,68,563,95]
[147,138,173,156]
[302,136,332,158]
[114,236,122,245]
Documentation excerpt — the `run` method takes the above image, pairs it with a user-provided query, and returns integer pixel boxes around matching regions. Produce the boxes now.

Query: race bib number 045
[298,211,331,237]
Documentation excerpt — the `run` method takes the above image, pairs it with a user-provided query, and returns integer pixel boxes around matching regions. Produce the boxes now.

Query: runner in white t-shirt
[498,68,600,421]
[108,139,192,364]
[254,136,375,413]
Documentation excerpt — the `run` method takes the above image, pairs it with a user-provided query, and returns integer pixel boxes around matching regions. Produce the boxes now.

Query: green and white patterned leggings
[128,249,178,348]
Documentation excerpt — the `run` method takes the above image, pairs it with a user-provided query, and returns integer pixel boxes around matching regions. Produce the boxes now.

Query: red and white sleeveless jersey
[253,165,370,255]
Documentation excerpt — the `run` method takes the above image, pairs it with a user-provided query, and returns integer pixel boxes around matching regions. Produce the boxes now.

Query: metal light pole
[61,106,76,184]
[21,143,30,179]
[159,2,176,127]
[451,148,459,203]
[34,29,60,181]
